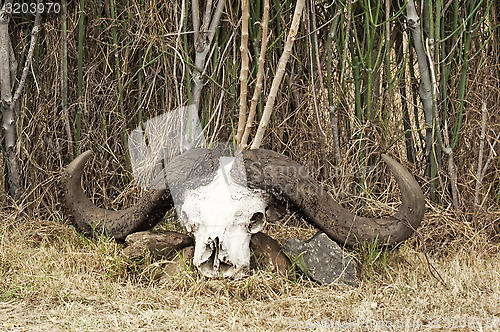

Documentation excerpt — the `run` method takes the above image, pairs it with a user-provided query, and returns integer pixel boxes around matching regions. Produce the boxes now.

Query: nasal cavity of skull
[248,212,265,233]
[204,238,218,267]
[201,237,234,273]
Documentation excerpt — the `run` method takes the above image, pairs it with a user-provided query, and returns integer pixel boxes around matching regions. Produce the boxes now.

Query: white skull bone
[180,157,267,279]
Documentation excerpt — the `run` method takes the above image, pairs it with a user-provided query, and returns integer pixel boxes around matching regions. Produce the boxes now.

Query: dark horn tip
[63,150,93,176]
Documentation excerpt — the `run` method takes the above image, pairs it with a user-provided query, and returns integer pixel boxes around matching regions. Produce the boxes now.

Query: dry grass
[1,211,500,332]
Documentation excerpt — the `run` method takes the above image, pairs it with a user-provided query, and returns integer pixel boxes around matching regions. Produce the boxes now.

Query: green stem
[76,0,85,156]
[110,0,130,170]
[451,0,476,149]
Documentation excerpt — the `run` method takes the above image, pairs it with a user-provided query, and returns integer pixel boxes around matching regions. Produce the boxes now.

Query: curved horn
[242,150,425,247]
[61,151,173,241]
[61,149,223,241]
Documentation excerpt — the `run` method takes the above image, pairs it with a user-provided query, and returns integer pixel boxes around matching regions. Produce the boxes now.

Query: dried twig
[251,0,305,149]
[61,0,73,158]
[172,0,187,107]
[474,101,488,210]
[235,0,250,144]
[240,0,270,148]
[306,0,327,178]
[474,101,500,211]
[11,3,41,106]
[424,37,459,209]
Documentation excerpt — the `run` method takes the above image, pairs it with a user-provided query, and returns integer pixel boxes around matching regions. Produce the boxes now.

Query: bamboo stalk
[109,0,131,170]
[383,0,392,142]
[353,56,362,122]
[251,0,306,149]
[240,0,270,148]
[474,101,500,211]
[183,0,192,104]
[408,45,424,150]
[337,1,353,144]
[61,0,73,159]
[424,21,460,208]
[137,49,144,126]
[306,0,327,178]
[353,55,365,192]
[76,0,85,156]
[235,0,250,144]
[192,0,200,44]
[326,10,341,165]
[395,25,415,163]
[173,0,187,107]
[451,0,475,149]
[474,101,488,210]
[363,2,372,121]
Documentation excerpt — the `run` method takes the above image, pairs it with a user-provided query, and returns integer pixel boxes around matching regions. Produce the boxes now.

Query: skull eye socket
[248,212,265,234]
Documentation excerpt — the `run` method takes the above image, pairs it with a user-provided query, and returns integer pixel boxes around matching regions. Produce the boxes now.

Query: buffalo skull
[61,148,425,279]
[179,156,268,278]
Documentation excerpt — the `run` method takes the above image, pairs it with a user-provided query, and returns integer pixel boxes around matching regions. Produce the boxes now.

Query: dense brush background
[3,0,498,244]
[1,0,500,329]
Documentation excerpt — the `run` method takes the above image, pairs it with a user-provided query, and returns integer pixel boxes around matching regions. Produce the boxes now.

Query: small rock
[265,200,288,223]
[283,232,358,286]
[162,246,195,277]
[123,231,193,259]
[250,232,293,276]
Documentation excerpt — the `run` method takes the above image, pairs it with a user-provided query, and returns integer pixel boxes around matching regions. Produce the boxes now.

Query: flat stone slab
[124,231,193,259]
[283,232,358,286]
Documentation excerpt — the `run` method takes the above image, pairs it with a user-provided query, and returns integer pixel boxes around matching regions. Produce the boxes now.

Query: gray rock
[283,232,358,286]
[123,231,193,259]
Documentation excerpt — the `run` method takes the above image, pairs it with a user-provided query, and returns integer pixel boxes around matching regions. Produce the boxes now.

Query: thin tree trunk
[0,0,42,200]
[474,102,487,210]
[235,0,250,144]
[474,101,500,212]
[75,0,84,156]
[406,0,433,158]
[307,0,328,179]
[8,32,16,87]
[251,0,306,149]
[192,0,225,114]
[240,0,270,148]
[61,0,74,159]
[0,1,18,199]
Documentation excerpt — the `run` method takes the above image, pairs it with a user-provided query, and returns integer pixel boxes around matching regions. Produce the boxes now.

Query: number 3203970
[5,2,61,15]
